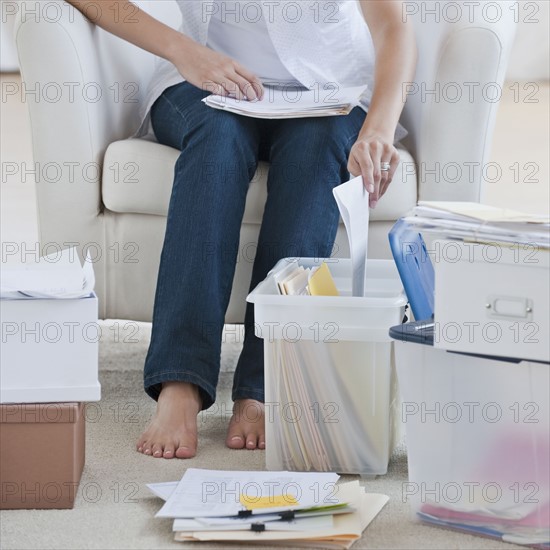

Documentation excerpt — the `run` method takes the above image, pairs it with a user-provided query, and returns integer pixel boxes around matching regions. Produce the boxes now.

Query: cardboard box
[433,240,550,362]
[0,402,85,509]
[0,294,100,403]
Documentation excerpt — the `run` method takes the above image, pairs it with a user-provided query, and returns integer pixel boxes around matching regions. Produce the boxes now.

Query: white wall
[506,0,550,80]
[1,0,19,71]
[2,0,549,79]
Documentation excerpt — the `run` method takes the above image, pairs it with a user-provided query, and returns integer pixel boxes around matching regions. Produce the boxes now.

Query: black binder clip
[238,510,253,518]
[278,510,295,520]
[250,522,266,532]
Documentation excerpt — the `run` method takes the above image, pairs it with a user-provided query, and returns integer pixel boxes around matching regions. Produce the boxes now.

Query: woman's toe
[152,443,164,458]
[163,444,175,459]
[227,434,245,449]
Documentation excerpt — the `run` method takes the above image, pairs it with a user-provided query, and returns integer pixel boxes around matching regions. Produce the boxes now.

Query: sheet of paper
[194,514,281,527]
[333,177,370,296]
[359,492,390,531]
[203,85,368,119]
[273,259,300,295]
[1,247,95,299]
[264,515,334,531]
[147,481,178,501]
[156,469,340,519]
[282,268,311,296]
[177,515,334,533]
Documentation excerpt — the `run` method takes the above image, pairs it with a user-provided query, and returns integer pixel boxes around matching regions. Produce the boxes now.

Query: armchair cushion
[102,138,417,222]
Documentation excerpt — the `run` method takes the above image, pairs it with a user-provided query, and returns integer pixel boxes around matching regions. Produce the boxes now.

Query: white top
[138,0,407,142]
[206,1,299,85]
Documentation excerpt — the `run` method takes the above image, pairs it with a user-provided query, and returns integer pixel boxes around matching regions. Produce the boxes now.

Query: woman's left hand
[347,135,400,209]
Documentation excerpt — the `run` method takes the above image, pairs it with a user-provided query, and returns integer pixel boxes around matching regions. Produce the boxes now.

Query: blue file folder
[388,218,434,321]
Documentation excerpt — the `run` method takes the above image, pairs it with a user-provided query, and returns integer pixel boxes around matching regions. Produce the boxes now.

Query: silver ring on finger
[380,162,391,172]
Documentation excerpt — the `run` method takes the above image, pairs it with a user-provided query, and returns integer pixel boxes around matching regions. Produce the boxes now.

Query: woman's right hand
[65,1,263,101]
[170,40,264,102]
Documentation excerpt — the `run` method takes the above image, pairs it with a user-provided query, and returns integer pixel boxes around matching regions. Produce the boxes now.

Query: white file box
[433,240,549,362]
[0,294,100,403]
[248,258,407,475]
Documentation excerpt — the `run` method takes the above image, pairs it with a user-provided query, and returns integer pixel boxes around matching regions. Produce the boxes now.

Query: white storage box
[394,339,549,546]
[433,239,550,362]
[0,294,100,403]
[248,258,407,475]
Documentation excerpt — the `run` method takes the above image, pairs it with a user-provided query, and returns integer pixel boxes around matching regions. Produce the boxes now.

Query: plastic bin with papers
[247,257,407,476]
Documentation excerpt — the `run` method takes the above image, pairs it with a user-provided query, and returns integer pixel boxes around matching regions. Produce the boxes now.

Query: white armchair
[14,0,516,322]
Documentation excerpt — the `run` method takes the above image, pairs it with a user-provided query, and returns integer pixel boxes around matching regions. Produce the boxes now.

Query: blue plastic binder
[388,218,434,321]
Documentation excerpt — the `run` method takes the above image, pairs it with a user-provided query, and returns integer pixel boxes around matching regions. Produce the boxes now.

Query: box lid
[389,321,549,365]
[1,247,95,300]
[0,403,83,424]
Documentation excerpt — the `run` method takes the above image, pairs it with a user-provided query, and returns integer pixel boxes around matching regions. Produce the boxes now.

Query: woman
[67,0,416,459]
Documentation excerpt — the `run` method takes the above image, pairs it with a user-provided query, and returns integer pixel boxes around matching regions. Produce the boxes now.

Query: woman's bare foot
[137,382,202,459]
[226,399,265,450]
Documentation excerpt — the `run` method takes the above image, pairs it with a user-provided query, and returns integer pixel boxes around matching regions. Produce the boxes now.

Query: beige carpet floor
[0,322,526,550]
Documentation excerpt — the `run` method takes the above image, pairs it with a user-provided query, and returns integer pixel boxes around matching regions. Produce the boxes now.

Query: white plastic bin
[394,340,549,547]
[247,257,407,475]
[0,294,100,403]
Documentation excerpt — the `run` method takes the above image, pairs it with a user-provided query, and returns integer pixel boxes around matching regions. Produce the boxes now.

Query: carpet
[0,322,524,550]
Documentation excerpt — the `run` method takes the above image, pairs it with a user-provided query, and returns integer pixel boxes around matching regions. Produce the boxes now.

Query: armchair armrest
[14,1,157,249]
[16,4,102,246]
[401,1,517,203]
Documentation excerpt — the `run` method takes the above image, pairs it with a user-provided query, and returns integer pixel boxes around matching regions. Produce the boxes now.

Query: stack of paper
[403,201,550,248]
[147,469,388,548]
[203,85,368,119]
[1,247,95,299]
[275,261,339,296]
[267,338,386,474]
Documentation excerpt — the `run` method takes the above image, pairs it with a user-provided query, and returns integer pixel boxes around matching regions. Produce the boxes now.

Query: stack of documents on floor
[203,85,368,119]
[147,468,388,548]
[1,248,95,299]
[403,201,550,248]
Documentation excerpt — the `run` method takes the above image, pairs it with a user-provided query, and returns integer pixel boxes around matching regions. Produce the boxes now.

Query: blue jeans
[143,81,366,409]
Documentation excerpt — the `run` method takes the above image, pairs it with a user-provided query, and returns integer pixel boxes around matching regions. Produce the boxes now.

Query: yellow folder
[308,263,339,297]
